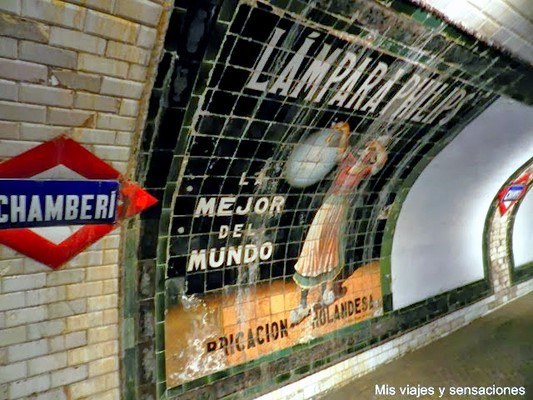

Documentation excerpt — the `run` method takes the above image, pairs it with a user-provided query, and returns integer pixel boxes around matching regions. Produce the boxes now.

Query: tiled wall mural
[164,0,493,387]
[129,0,533,398]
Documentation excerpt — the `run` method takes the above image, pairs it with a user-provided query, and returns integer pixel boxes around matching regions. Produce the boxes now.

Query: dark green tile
[275,372,292,384]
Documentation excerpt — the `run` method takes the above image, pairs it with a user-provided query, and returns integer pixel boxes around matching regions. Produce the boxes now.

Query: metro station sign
[0,136,157,269]
[0,179,119,229]
[498,172,530,215]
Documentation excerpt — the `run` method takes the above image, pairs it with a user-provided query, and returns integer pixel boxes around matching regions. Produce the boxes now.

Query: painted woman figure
[290,122,389,325]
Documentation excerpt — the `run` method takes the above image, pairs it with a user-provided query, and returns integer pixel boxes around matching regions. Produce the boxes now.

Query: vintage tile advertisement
[164,0,490,387]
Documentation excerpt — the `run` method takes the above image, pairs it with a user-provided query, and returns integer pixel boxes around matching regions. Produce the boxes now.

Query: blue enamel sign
[503,184,525,201]
[0,179,119,229]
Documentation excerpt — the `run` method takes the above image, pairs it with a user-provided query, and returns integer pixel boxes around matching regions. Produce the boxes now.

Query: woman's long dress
[293,152,373,288]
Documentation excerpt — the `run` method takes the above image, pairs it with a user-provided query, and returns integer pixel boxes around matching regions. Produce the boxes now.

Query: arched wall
[512,188,533,268]
[483,158,533,302]
[391,98,533,309]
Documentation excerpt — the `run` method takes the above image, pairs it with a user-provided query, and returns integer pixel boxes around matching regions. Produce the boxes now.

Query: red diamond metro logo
[0,136,157,269]
[497,172,530,216]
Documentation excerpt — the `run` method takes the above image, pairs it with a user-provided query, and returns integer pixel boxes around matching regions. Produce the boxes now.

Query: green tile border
[122,224,141,400]
[512,261,533,283]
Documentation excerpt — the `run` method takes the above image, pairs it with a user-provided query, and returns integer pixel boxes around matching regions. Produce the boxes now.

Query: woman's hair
[332,121,350,135]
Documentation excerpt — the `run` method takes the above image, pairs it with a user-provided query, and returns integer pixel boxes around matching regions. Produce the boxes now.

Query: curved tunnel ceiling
[391,97,533,309]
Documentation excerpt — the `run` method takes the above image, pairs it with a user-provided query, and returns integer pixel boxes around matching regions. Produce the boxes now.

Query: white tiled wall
[0,1,171,398]
[415,0,533,64]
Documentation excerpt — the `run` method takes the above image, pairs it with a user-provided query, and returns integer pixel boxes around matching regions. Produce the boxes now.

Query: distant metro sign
[0,136,157,269]
[498,172,530,216]
[0,179,119,229]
